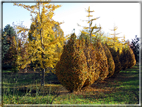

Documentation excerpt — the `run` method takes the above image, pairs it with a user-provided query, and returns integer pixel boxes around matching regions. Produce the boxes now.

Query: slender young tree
[106,25,127,54]
[106,25,127,76]
[14,0,67,86]
[78,6,101,43]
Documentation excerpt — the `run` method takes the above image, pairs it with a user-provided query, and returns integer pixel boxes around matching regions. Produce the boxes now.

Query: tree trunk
[41,68,45,86]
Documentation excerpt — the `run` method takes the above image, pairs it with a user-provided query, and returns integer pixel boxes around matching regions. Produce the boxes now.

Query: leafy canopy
[14,0,68,72]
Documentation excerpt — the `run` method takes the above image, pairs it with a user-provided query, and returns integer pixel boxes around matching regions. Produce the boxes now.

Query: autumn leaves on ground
[2,0,140,105]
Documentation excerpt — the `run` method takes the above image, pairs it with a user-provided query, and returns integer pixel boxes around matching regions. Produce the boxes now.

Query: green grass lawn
[2,63,140,105]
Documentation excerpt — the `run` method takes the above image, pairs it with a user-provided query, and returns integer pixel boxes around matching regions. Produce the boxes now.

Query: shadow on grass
[2,72,60,88]
[2,64,140,104]
[72,64,140,104]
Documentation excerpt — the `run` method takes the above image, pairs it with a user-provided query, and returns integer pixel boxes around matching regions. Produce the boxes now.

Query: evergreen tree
[130,35,140,62]
[3,36,18,72]
[56,33,89,92]
[2,24,16,60]
[78,6,101,43]
[106,25,126,53]
[2,24,17,70]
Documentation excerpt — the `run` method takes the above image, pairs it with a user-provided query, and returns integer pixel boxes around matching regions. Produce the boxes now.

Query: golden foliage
[14,1,67,72]
[78,6,101,43]
[119,47,129,70]
[102,44,115,78]
[108,47,122,76]
[128,47,136,68]
[83,42,100,87]
[56,34,88,92]
[56,33,102,92]
[105,26,127,54]
[119,42,136,70]
[94,41,109,80]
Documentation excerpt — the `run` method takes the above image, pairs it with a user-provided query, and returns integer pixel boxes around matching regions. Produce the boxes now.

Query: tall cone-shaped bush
[119,45,136,70]
[102,44,115,78]
[56,33,88,92]
[109,47,121,77]
[82,39,100,87]
[119,47,129,70]
[128,47,136,68]
[93,40,109,80]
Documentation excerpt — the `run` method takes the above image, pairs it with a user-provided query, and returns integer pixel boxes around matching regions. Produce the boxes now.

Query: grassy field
[2,63,140,105]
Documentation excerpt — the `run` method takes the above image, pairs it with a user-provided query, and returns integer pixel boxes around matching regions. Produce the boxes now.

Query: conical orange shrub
[82,41,100,87]
[93,41,109,80]
[128,47,136,68]
[119,46,136,69]
[102,44,115,78]
[56,33,88,92]
[119,48,129,70]
[109,47,122,77]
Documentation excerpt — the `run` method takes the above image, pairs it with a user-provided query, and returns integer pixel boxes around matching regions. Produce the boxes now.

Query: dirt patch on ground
[55,77,118,96]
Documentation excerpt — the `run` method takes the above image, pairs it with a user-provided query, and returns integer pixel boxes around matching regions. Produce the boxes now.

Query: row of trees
[2,1,140,87]
[56,32,136,92]
[55,6,137,92]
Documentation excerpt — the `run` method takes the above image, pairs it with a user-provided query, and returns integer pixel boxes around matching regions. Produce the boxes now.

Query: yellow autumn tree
[14,0,67,86]
[105,25,127,76]
[106,25,127,53]
[78,6,101,43]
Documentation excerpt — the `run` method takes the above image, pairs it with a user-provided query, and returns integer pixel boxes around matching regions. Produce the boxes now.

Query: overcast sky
[2,1,141,41]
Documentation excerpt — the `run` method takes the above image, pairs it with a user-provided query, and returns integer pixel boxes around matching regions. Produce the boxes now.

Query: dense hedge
[82,40,100,88]
[56,34,89,92]
[119,46,136,70]
[93,41,109,80]
[56,34,136,92]
[56,34,105,92]
[102,44,115,78]
[108,47,122,77]
[128,47,136,68]
[119,48,129,70]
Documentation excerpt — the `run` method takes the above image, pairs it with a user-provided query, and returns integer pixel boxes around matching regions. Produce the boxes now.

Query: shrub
[119,46,136,69]
[82,39,100,87]
[56,33,88,92]
[109,47,122,77]
[128,47,136,68]
[102,44,115,78]
[93,40,109,80]
[130,35,139,62]
[119,48,129,70]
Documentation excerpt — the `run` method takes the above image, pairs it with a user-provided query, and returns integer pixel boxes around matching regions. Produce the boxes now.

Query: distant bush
[109,47,122,77]
[130,35,139,62]
[102,44,115,78]
[119,48,129,70]
[119,46,136,70]
[128,47,136,68]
